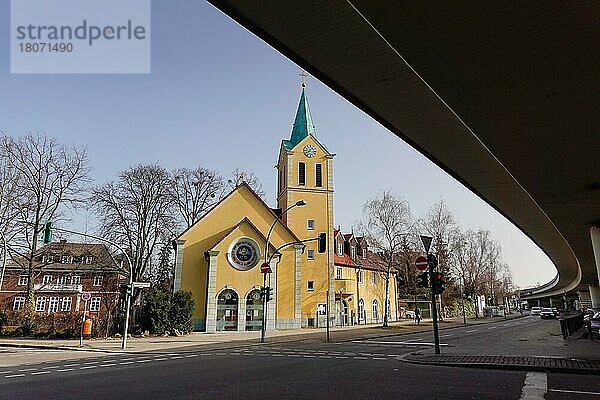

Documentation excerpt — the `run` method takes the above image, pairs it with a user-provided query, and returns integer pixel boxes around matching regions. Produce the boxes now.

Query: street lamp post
[0,231,6,292]
[261,200,306,343]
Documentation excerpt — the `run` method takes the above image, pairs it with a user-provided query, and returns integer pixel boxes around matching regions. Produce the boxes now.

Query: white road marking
[548,389,600,396]
[56,368,75,372]
[119,361,135,365]
[335,356,348,359]
[184,354,198,358]
[441,334,454,337]
[18,368,37,372]
[372,357,387,360]
[136,360,150,363]
[100,363,116,367]
[465,329,478,333]
[80,365,98,369]
[353,357,368,360]
[487,327,495,330]
[319,356,332,359]
[302,355,316,358]
[45,366,61,369]
[519,371,547,400]
[272,354,283,357]
[170,356,184,359]
[31,371,51,376]
[5,374,25,378]
[63,364,80,367]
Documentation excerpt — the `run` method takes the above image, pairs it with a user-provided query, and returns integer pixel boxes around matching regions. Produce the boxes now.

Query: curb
[397,352,600,376]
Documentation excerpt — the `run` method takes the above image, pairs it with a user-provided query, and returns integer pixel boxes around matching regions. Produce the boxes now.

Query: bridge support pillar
[590,285,600,309]
[590,226,600,308]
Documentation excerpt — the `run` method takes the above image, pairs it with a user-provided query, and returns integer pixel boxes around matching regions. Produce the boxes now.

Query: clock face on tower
[303,144,317,158]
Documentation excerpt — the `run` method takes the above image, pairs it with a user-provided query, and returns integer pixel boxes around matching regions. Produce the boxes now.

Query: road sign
[81,292,91,301]
[317,303,326,315]
[420,235,433,253]
[260,262,271,274]
[415,256,428,270]
[132,281,150,288]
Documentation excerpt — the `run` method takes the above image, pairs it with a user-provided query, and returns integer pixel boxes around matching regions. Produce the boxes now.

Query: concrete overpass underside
[209,1,600,304]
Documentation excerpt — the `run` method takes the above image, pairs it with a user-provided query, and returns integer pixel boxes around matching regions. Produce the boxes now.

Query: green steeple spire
[289,87,316,147]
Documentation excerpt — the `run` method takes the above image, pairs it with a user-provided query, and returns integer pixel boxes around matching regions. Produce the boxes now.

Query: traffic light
[42,221,52,244]
[434,272,445,295]
[262,286,273,302]
[417,271,430,288]
[318,232,326,253]
[427,253,438,269]
[126,283,134,297]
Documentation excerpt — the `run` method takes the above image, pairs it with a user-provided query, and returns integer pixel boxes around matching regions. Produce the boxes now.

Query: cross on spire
[299,70,309,88]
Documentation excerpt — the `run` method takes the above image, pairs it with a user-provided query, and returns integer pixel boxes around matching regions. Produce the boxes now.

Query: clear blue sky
[0,1,555,288]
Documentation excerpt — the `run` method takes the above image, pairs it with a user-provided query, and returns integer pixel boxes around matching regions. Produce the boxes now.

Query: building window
[61,297,72,312]
[372,299,379,320]
[42,275,53,284]
[307,249,314,260]
[307,281,315,291]
[315,164,322,187]
[61,255,72,264]
[90,297,101,312]
[17,275,28,286]
[350,246,356,260]
[372,271,377,285]
[84,256,93,264]
[13,296,25,311]
[336,267,342,279]
[337,242,343,255]
[93,276,103,286]
[307,219,314,230]
[72,275,81,285]
[35,297,46,312]
[298,162,306,186]
[362,248,367,259]
[358,299,365,321]
[357,269,363,284]
[41,254,50,263]
[48,297,59,313]
[58,276,68,285]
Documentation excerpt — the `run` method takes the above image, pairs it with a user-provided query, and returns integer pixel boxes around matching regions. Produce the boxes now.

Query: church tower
[276,83,335,327]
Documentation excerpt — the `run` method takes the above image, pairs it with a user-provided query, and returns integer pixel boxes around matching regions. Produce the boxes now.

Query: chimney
[60,239,67,245]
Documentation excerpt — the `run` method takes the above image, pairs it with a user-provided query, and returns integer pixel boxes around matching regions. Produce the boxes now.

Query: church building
[173,85,398,332]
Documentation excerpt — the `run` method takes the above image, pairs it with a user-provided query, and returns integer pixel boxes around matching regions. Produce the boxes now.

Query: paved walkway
[0,314,519,353]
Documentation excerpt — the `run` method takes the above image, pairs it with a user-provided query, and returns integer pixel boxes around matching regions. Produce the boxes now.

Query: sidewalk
[0,314,520,353]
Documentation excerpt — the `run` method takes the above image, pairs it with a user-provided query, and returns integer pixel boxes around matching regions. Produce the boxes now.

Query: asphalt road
[0,317,598,399]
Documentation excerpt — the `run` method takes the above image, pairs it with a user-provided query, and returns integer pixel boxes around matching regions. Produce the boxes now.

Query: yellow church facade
[173,87,398,331]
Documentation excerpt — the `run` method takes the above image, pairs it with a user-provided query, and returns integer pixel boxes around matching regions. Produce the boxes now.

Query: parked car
[405,310,416,319]
[531,306,542,316]
[540,307,556,319]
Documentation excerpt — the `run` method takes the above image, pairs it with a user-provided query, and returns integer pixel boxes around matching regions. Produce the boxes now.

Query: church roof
[284,87,316,151]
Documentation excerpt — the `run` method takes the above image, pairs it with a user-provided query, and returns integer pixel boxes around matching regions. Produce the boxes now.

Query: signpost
[420,235,441,355]
[132,281,150,288]
[260,262,271,274]
[79,292,91,347]
[415,256,428,271]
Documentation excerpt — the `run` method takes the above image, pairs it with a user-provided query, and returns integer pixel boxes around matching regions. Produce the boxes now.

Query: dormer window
[337,242,343,255]
[41,254,50,263]
[350,246,356,260]
[82,255,93,264]
[362,248,367,259]
[61,255,72,264]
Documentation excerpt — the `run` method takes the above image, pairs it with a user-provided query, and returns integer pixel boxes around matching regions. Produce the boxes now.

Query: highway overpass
[209,1,600,307]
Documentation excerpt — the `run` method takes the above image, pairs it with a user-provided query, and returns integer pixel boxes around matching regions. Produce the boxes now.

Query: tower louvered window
[299,162,306,186]
[315,164,322,187]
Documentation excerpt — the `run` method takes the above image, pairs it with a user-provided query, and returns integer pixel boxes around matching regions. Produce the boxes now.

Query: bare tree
[0,132,90,305]
[91,164,176,286]
[170,167,223,229]
[356,189,412,327]
[420,199,460,319]
[226,168,265,199]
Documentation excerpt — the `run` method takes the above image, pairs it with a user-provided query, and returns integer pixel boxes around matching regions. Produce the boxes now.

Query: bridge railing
[559,312,584,339]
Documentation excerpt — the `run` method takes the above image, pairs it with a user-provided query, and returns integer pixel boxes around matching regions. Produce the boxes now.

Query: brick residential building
[0,240,124,328]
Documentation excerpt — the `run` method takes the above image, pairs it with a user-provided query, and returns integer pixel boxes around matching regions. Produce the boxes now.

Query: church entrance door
[245,289,263,331]
[217,289,239,331]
